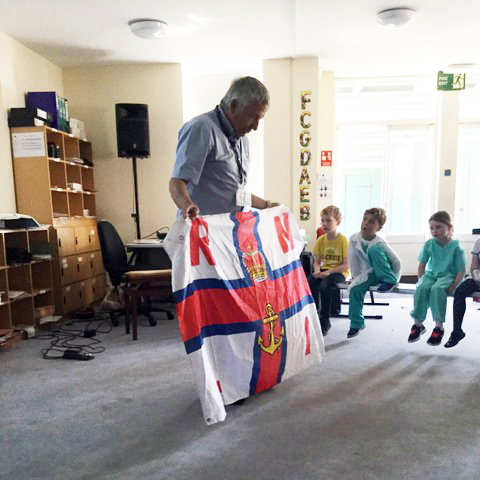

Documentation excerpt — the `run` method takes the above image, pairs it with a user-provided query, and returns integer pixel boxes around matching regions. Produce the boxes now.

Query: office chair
[97,220,174,334]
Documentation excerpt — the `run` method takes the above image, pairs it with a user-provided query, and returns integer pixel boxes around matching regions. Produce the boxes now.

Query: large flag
[164,205,325,424]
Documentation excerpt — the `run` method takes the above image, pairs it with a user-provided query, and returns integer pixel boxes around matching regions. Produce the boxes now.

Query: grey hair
[220,76,270,111]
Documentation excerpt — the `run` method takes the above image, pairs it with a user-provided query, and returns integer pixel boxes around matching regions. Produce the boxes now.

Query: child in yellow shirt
[308,205,349,336]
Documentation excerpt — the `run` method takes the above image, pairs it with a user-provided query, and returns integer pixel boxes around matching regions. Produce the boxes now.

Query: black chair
[97,220,174,332]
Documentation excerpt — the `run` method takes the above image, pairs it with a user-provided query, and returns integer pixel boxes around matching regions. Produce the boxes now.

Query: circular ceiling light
[128,19,168,39]
[377,8,416,29]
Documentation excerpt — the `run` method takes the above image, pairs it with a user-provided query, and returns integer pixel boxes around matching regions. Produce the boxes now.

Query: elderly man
[169,76,275,218]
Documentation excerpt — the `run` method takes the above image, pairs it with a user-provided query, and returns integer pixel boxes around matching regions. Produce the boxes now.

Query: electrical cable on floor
[32,311,113,360]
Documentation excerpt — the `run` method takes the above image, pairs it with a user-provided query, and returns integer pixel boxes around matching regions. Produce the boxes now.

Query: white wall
[263,59,293,210]
[263,58,320,250]
[0,32,63,213]
[62,64,183,243]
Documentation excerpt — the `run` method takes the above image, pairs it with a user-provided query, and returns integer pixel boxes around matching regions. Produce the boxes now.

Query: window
[336,78,436,238]
[337,126,383,237]
[337,125,433,237]
[459,75,480,120]
[386,127,433,235]
[456,125,480,233]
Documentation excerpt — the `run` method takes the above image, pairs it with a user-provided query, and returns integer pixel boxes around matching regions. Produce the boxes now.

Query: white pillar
[435,90,459,217]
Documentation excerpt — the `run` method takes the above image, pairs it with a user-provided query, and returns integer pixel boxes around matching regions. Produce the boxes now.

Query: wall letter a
[274,213,294,253]
[190,218,216,266]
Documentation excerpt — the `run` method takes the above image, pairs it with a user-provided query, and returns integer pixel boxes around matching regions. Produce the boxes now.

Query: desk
[125,240,172,269]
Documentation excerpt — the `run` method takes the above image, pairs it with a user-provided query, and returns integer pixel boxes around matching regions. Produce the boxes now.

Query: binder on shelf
[26,92,70,132]
[8,107,53,128]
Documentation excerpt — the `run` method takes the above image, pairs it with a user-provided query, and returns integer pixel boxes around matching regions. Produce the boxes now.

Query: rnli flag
[164,205,325,425]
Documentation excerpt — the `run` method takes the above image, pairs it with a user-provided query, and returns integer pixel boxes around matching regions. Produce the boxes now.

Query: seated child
[409,211,466,346]
[444,237,480,348]
[347,208,401,338]
[307,205,349,336]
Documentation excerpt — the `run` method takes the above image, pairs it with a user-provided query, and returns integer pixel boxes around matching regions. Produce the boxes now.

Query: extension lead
[62,349,95,361]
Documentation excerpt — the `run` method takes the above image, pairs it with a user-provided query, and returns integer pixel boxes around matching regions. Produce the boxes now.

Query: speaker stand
[131,157,141,239]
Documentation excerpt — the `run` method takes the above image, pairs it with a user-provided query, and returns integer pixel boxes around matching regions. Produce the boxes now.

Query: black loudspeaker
[115,103,150,158]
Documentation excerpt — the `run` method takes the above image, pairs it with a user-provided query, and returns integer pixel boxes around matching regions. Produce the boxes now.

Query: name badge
[236,185,251,207]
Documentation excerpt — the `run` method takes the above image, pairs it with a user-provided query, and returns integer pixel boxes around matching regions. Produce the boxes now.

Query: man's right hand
[184,203,200,220]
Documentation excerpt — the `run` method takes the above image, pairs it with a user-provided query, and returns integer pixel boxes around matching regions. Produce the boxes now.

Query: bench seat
[337,282,480,297]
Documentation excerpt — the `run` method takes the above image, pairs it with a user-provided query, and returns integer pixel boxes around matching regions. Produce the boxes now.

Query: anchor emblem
[258,303,284,355]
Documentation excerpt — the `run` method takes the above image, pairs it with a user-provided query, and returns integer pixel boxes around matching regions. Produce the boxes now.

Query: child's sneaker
[377,282,398,293]
[444,330,465,348]
[426,326,445,346]
[408,324,426,343]
[347,325,365,338]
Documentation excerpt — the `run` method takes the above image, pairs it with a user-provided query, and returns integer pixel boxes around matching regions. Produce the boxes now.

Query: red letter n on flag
[274,213,294,253]
[190,218,216,266]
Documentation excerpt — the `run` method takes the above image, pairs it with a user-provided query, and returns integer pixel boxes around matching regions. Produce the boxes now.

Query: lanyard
[215,106,246,185]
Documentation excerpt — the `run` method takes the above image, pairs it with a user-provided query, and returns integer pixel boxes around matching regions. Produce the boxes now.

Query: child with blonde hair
[408,211,466,346]
[308,205,349,336]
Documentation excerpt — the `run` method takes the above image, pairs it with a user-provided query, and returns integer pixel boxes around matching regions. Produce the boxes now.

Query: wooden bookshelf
[10,126,105,317]
[0,227,54,330]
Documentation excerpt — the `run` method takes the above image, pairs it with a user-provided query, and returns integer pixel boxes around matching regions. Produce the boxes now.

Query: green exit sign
[437,71,466,91]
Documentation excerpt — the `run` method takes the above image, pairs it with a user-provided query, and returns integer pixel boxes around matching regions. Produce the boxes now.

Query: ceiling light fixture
[128,18,168,39]
[376,8,416,29]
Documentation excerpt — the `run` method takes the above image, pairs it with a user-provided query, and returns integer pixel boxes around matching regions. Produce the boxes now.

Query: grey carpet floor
[2,295,480,480]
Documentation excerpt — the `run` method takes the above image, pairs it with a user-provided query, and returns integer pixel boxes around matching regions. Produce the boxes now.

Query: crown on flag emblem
[242,245,268,283]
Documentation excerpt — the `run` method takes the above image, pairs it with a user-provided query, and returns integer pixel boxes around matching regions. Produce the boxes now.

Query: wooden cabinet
[10,126,105,317]
[52,218,106,315]
[0,227,54,330]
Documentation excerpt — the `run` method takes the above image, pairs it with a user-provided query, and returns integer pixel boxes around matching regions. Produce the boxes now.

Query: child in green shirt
[408,211,466,346]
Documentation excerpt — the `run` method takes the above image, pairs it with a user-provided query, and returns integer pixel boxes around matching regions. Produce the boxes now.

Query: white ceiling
[0,0,479,78]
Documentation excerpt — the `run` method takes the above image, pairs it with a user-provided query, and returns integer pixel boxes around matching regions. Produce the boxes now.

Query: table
[125,240,172,269]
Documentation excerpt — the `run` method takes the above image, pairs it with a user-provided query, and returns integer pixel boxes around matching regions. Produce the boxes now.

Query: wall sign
[321,151,332,167]
[437,71,466,91]
[11,132,45,157]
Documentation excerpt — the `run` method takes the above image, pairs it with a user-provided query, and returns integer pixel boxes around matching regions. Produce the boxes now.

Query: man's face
[227,100,267,137]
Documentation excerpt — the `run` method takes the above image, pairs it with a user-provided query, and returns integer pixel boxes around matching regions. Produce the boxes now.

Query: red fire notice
[321,151,332,167]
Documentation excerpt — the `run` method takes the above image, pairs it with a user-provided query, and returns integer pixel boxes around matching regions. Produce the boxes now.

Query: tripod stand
[130,157,141,239]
